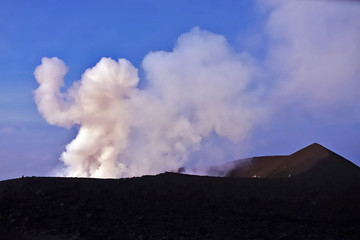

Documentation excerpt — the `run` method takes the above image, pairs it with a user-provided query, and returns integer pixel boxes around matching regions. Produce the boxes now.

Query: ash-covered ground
[1,144,359,240]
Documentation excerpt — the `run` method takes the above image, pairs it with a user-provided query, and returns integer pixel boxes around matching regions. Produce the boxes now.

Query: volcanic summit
[207,143,360,179]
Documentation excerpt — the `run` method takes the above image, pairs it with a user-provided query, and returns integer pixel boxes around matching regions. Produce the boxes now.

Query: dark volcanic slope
[1,174,360,239]
[0,144,360,240]
[214,143,360,178]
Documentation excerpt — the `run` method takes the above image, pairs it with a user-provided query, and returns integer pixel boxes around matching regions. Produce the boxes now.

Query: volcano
[0,143,359,239]
[207,143,360,179]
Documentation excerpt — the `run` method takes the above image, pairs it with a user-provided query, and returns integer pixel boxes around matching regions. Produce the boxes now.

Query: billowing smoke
[34,28,263,178]
[34,57,140,177]
[34,0,360,178]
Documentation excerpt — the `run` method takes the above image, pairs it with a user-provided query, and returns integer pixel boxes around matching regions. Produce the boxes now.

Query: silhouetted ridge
[294,143,360,179]
[210,143,360,179]
[1,144,360,239]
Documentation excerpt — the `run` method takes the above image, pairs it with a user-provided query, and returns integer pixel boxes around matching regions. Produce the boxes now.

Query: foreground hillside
[0,144,360,240]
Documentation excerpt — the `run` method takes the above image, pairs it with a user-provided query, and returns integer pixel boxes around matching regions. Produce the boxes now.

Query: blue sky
[1,0,360,179]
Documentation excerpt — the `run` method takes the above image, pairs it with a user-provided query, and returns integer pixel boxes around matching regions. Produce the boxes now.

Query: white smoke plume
[264,0,360,111]
[34,28,263,178]
[34,0,360,178]
[34,57,139,177]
